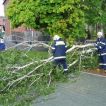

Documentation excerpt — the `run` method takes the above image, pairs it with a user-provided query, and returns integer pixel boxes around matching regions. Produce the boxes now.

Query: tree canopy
[7,0,85,38]
[6,0,106,38]
[84,0,106,24]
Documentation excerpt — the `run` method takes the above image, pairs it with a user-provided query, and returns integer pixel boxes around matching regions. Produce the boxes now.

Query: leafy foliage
[0,50,68,106]
[0,47,98,106]
[83,0,106,24]
[7,0,85,38]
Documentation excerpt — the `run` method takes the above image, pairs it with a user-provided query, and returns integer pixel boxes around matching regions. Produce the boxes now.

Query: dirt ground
[85,68,106,76]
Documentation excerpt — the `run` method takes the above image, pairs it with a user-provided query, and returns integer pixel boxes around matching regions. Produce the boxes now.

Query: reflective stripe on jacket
[95,37,106,55]
[52,39,67,60]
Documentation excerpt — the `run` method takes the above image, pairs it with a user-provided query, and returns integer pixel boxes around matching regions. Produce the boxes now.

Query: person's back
[52,35,68,73]
[52,38,67,60]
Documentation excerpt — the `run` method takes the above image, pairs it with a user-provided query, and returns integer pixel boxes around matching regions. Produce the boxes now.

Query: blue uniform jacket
[0,43,5,50]
[95,37,106,55]
[52,39,67,60]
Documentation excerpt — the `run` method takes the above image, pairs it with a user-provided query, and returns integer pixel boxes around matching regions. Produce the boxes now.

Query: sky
[0,0,4,16]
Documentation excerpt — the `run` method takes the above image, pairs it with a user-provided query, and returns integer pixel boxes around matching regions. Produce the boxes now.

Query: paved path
[32,73,106,106]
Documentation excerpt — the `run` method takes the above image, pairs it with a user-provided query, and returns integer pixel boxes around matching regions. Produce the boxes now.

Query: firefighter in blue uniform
[95,32,106,71]
[52,35,68,73]
[0,38,5,51]
[0,26,5,51]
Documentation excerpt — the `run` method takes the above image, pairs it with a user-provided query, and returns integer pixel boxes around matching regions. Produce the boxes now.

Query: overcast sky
[0,0,4,16]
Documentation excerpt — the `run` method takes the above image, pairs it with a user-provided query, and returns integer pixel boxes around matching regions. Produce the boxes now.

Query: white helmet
[97,32,103,38]
[53,35,60,40]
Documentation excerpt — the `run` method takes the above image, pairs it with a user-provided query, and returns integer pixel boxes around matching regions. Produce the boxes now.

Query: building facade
[3,0,50,45]
[3,0,26,36]
[0,16,5,26]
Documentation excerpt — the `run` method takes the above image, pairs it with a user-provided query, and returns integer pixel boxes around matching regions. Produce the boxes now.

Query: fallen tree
[0,41,99,106]
[0,42,96,93]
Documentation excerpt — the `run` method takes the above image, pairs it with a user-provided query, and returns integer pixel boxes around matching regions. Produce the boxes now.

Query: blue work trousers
[99,55,106,70]
[54,59,68,72]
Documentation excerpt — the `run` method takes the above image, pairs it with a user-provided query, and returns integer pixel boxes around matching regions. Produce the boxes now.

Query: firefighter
[95,32,106,71]
[0,26,5,51]
[52,35,68,74]
[0,37,5,51]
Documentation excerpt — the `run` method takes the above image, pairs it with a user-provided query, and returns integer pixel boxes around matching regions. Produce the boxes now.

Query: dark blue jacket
[95,37,106,55]
[0,38,5,50]
[52,38,67,60]
[0,43,5,50]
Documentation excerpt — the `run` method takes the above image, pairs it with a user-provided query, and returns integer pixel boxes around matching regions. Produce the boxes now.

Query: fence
[4,31,51,51]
